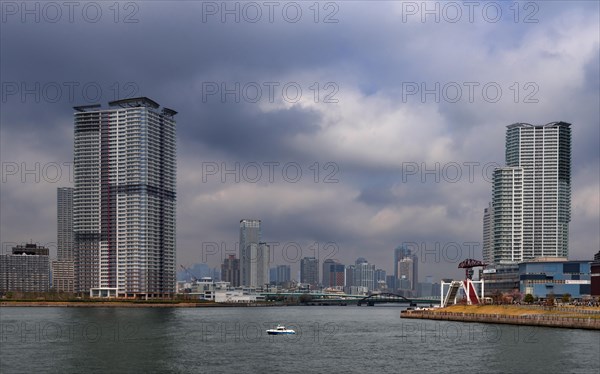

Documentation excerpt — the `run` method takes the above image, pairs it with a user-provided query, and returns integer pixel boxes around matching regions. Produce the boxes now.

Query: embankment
[401,305,600,330]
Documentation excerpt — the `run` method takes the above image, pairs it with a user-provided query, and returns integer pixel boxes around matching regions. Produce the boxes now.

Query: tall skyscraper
[300,257,319,288]
[53,187,75,292]
[489,122,571,264]
[239,219,269,287]
[73,97,177,298]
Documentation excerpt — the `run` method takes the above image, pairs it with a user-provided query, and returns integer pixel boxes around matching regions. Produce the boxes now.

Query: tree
[561,293,571,303]
[524,294,534,303]
[546,293,555,307]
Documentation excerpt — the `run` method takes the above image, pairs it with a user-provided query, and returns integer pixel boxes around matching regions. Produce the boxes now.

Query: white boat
[266,325,296,335]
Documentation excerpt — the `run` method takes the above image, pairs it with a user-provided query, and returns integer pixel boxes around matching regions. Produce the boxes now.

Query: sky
[1,1,598,282]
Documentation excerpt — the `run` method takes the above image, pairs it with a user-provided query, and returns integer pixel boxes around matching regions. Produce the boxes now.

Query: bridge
[259,291,440,306]
[356,293,439,306]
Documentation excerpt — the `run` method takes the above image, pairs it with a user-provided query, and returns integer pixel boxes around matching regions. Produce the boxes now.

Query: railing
[512,305,600,315]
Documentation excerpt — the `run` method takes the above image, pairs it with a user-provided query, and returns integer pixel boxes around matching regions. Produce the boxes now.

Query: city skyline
[1,2,598,283]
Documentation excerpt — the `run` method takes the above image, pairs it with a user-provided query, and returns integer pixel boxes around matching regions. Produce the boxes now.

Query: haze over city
[1,1,598,282]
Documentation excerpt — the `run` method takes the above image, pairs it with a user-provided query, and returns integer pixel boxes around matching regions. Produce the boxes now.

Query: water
[1,306,598,373]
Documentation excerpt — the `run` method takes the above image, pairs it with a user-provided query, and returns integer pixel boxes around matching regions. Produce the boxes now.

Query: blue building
[519,260,591,299]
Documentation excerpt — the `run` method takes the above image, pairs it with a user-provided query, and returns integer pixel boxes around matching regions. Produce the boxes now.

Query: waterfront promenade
[401,305,600,330]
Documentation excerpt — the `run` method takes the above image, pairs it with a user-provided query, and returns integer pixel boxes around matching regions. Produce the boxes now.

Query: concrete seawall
[401,310,600,330]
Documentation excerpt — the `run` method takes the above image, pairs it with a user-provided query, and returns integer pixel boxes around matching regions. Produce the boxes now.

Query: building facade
[51,260,74,293]
[0,244,50,293]
[482,264,520,296]
[73,97,177,298]
[519,259,590,299]
[488,122,571,264]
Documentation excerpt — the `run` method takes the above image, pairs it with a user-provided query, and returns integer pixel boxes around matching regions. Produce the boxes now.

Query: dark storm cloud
[179,102,321,160]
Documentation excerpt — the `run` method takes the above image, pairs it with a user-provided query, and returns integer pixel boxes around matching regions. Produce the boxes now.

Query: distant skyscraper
[482,202,493,265]
[53,187,75,293]
[374,269,386,283]
[73,98,177,298]
[385,275,396,291]
[57,187,74,261]
[353,258,375,291]
[322,259,333,287]
[275,264,291,285]
[300,257,319,288]
[322,259,345,288]
[393,245,410,280]
[398,258,414,290]
[394,245,418,294]
[256,242,270,288]
[239,219,270,287]
[489,122,571,264]
[221,254,240,287]
[375,269,387,290]
[345,265,355,288]
[0,244,50,293]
